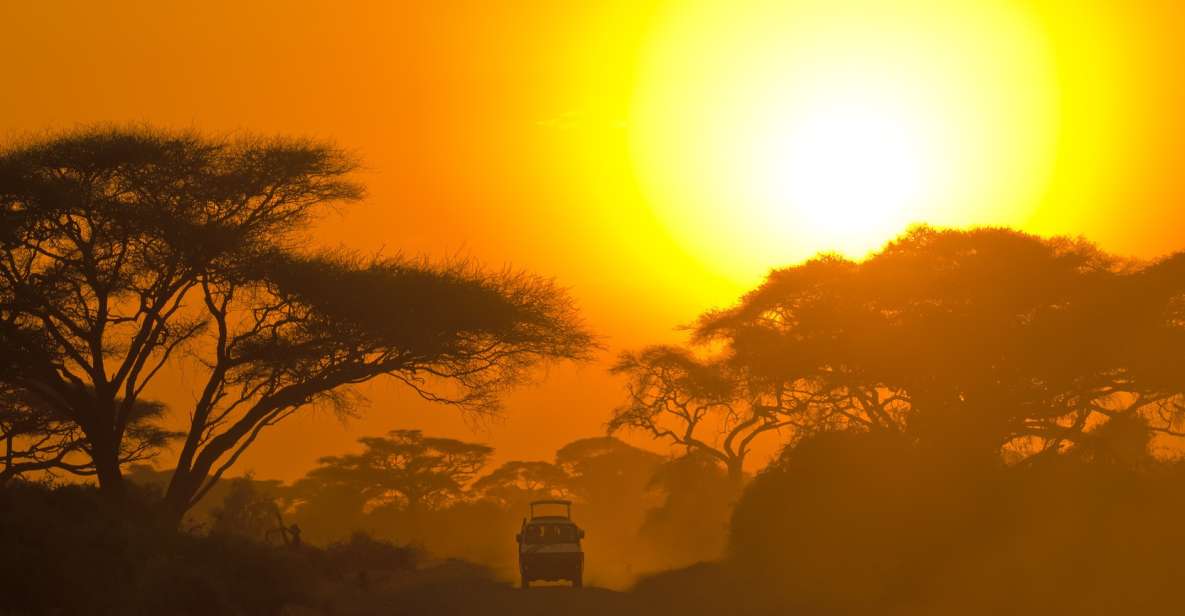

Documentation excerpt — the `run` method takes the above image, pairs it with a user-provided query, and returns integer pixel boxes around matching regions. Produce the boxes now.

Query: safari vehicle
[516,499,585,588]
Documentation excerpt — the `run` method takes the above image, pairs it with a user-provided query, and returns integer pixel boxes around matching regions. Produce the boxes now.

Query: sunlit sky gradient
[3,1,1184,479]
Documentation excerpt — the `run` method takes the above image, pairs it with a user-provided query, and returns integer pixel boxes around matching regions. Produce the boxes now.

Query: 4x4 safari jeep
[516,500,585,588]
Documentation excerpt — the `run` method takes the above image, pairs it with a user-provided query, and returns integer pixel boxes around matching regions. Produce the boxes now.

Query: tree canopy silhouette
[295,429,493,517]
[208,474,284,542]
[0,127,593,521]
[610,346,804,483]
[0,383,176,485]
[471,460,570,508]
[688,226,1185,461]
[555,436,664,506]
[639,450,735,566]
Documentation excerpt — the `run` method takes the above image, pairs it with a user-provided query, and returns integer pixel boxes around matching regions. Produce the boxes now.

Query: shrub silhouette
[726,428,1185,615]
[0,480,316,615]
[324,531,421,573]
[640,451,737,568]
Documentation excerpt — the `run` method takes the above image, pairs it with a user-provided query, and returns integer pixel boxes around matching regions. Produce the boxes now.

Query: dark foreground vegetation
[6,428,1185,615]
[6,126,1185,614]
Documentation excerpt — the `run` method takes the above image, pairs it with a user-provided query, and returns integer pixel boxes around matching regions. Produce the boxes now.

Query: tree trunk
[162,467,203,528]
[92,440,126,502]
[3,433,13,484]
[726,458,745,486]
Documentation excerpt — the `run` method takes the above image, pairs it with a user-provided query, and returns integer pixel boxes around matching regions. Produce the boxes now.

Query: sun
[750,84,936,240]
[629,0,1061,281]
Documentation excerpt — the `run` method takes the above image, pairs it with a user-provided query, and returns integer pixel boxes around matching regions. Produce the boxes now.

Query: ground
[286,560,634,616]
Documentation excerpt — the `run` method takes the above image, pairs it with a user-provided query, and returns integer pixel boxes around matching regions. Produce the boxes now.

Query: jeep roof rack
[528,499,572,520]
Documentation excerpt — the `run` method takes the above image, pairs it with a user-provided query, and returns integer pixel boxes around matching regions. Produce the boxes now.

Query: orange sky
[3,1,1185,480]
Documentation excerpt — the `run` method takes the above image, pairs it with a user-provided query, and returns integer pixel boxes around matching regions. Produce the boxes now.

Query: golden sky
[3,1,1185,479]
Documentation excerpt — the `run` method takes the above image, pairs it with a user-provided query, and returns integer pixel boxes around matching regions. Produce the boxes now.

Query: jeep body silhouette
[516,499,584,588]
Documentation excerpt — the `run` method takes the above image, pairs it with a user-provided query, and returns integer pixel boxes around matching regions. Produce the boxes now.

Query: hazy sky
[4,1,1185,480]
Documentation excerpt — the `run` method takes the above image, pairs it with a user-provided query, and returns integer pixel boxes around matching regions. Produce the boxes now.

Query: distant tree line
[127,432,730,581]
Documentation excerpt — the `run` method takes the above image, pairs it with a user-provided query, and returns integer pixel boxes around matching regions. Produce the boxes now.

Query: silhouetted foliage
[296,430,492,519]
[286,470,375,545]
[1066,411,1156,468]
[0,383,92,483]
[11,214,1185,613]
[693,226,1185,462]
[287,429,504,558]
[323,531,421,573]
[720,426,1185,615]
[556,437,664,506]
[0,126,594,521]
[209,474,284,542]
[472,460,571,508]
[281,434,674,585]
[0,383,177,485]
[611,346,792,483]
[593,226,1185,613]
[730,430,969,611]
[639,451,736,567]
[0,480,318,615]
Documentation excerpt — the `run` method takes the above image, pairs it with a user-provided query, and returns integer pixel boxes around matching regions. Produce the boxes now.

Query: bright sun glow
[755,88,935,239]
[630,0,1061,280]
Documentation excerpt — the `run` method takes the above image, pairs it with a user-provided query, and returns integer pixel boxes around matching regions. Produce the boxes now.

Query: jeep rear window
[523,524,579,544]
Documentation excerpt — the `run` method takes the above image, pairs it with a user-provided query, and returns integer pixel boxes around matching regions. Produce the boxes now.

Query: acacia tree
[0,383,89,483]
[296,429,492,516]
[0,383,175,485]
[610,346,814,484]
[695,227,1185,461]
[471,460,570,508]
[0,128,593,522]
[555,436,664,509]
